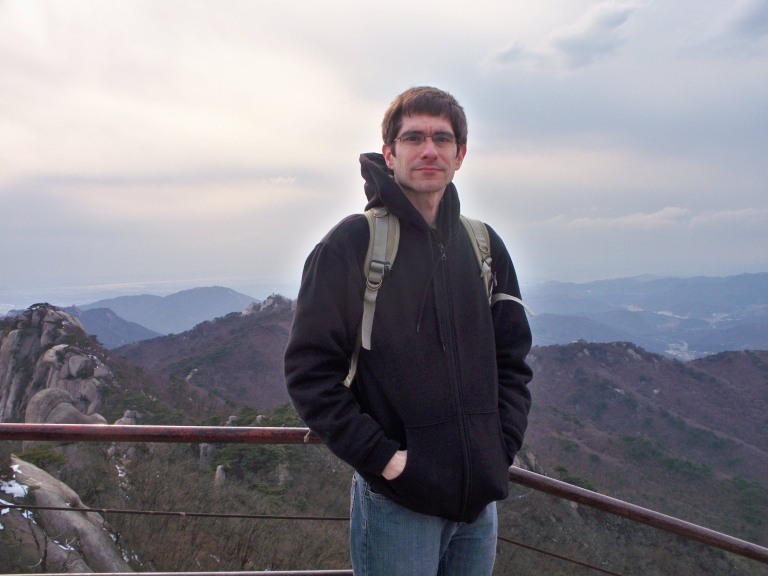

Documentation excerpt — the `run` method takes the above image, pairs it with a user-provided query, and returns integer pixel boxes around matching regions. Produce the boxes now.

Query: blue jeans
[350,472,497,576]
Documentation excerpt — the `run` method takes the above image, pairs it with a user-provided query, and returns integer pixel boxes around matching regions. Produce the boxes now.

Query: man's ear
[454,144,467,170]
[383,143,395,169]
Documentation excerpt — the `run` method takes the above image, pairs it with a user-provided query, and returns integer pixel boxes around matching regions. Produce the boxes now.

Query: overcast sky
[1,0,766,311]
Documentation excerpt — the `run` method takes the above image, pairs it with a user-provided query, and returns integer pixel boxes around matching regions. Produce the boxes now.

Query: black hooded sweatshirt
[285,153,532,522]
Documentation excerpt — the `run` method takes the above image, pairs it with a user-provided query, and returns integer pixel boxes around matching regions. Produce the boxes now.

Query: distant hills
[114,295,293,410]
[524,273,768,358]
[9,274,764,357]
[80,286,260,335]
[63,306,162,349]
[523,342,768,553]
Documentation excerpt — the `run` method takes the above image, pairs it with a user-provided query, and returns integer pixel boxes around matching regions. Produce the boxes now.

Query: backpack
[342,207,533,387]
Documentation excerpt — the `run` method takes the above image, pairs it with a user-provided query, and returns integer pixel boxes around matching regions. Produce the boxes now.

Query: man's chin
[411,179,449,194]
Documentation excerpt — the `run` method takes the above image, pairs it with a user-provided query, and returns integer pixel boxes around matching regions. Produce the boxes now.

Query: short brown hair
[382,87,468,154]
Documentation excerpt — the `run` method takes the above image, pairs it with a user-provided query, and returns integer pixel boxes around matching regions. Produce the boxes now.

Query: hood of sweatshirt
[359,152,461,236]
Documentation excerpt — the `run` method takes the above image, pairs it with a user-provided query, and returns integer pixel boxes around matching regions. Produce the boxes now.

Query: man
[285,87,533,575]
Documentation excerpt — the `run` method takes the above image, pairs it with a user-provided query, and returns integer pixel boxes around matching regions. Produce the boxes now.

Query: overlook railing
[2,423,767,575]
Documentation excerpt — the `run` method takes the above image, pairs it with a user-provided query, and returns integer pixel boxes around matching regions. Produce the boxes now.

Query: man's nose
[420,137,439,157]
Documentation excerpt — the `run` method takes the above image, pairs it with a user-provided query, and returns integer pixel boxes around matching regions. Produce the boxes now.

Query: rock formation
[114,409,140,426]
[513,447,545,474]
[199,443,213,468]
[214,464,226,488]
[1,455,133,572]
[241,293,293,316]
[0,304,114,424]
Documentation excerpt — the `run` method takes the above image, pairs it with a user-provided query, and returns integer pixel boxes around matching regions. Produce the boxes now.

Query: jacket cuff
[360,438,401,476]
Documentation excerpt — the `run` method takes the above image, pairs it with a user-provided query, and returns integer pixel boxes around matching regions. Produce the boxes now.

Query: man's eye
[403,135,422,143]
[433,135,453,144]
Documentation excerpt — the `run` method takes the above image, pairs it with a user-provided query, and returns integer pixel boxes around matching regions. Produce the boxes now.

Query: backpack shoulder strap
[460,215,534,317]
[343,207,400,387]
[460,215,493,298]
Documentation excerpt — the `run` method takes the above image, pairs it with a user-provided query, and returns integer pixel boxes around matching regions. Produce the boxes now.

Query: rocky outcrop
[2,455,133,572]
[214,464,226,488]
[0,304,114,423]
[513,448,545,474]
[241,293,292,316]
[25,388,107,426]
[114,409,140,426]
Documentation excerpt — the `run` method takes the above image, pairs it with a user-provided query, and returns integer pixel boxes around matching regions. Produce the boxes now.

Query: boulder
[46,402,107,426]
[68,355,92,379]
[115,409,139,425]
[0,506,92,572]
[23,388,106,451]
[94,363,111,379]
[10,455,133,572]
[79,377,103,415]
[513,449,545,474]
[24,388,76,424]
[199,443,213,468]
[24,388,106,426]
[214,465,226,488]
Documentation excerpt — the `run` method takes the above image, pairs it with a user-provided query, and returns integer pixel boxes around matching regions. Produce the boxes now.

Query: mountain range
[79,285,260,335]
[6,274,766,357]
[2,301,767,574]
[114,295,293,410]
[524,273,768,358]
[62,306,162,349]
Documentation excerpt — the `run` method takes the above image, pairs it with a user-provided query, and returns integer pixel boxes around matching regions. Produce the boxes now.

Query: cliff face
[0,304,113,423]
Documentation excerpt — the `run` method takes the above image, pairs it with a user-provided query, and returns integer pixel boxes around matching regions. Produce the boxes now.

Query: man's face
[383,113,467,197]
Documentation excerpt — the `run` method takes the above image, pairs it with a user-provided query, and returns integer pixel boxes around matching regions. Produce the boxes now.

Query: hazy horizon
[2,1,766,314]
[3,270,767,317]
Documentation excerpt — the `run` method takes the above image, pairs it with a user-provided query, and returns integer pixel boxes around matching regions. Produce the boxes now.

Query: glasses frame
[393,131,457,149]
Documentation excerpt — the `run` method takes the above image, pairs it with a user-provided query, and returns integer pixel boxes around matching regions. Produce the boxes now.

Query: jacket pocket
[465,411,510,513]
[388,416,464,520]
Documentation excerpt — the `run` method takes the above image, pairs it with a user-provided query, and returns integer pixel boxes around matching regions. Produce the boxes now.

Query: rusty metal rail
[509,467,768,564]
[0,423,322,444]
[2,423,768,567]
[33,570,352,576]
[0,503,349,521]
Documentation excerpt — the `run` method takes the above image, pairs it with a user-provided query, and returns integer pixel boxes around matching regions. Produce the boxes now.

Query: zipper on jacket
[435,235,472,520]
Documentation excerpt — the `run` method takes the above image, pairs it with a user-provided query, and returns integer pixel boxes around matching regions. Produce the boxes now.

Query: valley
[1,298,767,574]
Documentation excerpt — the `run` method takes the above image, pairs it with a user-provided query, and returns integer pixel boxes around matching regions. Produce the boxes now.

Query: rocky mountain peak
[0,304,113,423]
[241,293,293,316]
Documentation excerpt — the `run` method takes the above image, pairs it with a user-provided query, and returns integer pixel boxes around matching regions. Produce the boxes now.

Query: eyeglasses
[393,132,457,148]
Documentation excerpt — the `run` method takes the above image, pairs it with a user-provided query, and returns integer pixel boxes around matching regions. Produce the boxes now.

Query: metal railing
[2,423,768,573]
[35,572,353,576]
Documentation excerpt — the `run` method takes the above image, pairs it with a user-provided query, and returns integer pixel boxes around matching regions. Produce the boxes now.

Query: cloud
[692,0,768,55]
[727,0,768,41]
[488,1,641,69]
[0,2,379,188]
[529,207,768,230]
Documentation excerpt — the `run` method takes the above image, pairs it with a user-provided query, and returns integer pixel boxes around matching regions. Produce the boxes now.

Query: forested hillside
[2,303,767,574]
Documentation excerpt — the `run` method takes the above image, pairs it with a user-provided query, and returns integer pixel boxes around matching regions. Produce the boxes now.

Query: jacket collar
[359,152,461,234]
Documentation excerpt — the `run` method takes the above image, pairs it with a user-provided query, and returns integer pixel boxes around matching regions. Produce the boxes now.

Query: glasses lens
[432,134,455,147]
[397,133,456,147]
[400,134,425,145]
